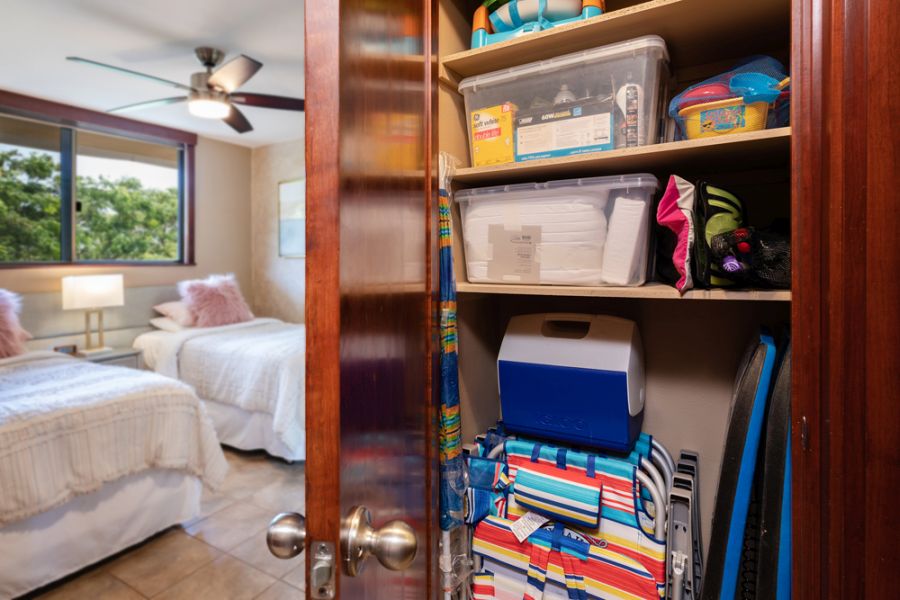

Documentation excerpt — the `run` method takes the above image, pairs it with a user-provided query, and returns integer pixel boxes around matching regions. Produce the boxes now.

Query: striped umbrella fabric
[439,154,464,531]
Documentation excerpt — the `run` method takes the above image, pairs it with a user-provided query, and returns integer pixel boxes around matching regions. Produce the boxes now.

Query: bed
[134,318,306,462]
[0,351,227,598]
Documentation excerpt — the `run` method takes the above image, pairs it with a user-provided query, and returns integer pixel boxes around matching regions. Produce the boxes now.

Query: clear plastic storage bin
[456,173,659,286]
[458,35,669,167]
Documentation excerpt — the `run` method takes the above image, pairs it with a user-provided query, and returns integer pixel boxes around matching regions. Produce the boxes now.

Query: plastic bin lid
[458,35,669,94]
[546,172,659,192]
[455,173,659,202]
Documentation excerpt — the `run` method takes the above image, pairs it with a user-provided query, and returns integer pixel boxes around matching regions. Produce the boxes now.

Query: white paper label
[517,113,611,156]
[510,511,549,543]
[487,224,541,283]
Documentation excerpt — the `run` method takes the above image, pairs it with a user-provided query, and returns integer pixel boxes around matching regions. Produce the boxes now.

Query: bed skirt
[0,469,201,599]
[203,399,305,462]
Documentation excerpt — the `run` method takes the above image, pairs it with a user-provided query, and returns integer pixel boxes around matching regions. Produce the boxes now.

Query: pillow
[0,289,33,359]
[150,317,184,333]
[177,274,254,328]
[153,300,195,327]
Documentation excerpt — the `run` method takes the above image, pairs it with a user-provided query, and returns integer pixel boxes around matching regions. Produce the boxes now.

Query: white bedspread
[134,319,306,456]
[0,352,227,526]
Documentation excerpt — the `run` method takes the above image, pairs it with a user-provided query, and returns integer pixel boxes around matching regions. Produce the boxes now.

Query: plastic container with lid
[458,35,669,167]
[455,173,659,286]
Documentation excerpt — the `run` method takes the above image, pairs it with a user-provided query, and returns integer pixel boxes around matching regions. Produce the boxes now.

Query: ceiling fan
[67,47,304,134]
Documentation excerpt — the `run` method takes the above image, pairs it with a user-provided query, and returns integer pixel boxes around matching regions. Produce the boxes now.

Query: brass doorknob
[267,512,307,559]
[341,506,417,576]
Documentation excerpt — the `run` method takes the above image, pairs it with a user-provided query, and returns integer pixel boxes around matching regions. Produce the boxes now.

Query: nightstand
[80,347,144,369]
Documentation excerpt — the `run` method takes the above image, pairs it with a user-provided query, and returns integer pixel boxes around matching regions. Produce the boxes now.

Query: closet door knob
[267,512,307,559]
[340,505,417,576]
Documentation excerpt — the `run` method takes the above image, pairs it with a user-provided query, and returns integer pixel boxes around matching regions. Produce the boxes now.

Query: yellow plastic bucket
[678,98,769,139]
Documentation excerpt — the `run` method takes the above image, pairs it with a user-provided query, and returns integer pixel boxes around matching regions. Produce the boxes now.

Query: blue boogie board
[700,331,778,600]
[756,343,792,600]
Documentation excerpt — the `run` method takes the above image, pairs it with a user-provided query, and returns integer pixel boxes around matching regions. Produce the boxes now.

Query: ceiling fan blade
[230,93,305,111]
[108,96,188,113]
[223,105,253,133]
[208,55,263,93]
[67,56,194,92]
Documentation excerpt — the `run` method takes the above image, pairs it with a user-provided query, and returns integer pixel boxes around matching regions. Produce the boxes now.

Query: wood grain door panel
[305,1,438,598]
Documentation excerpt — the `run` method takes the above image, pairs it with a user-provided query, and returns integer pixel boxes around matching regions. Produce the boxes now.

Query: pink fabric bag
[656,175,699,293]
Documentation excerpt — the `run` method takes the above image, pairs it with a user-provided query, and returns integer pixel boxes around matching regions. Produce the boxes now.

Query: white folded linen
[462,195,610,285]
[601,195,651,285]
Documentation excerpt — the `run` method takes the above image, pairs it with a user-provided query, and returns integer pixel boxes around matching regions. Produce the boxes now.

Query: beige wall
[250,139,305,323]
[0,137,253,297]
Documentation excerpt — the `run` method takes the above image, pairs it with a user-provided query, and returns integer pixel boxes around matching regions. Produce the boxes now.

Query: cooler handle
[539,313,595,340]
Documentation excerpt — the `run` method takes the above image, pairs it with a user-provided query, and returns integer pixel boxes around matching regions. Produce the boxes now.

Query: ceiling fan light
[188,98,230,119]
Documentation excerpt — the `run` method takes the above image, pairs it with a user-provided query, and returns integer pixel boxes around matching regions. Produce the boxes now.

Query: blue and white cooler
[497,313,644,452]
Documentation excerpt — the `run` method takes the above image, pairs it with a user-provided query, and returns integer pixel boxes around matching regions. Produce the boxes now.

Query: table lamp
[61,274,124,355]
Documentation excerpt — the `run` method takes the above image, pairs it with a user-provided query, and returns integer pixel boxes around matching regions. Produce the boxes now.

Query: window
[76,131,181,262]
[0,117,63,262]
[0,112,190,265]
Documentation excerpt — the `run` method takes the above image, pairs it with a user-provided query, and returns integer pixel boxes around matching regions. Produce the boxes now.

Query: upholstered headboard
[20,285,179,351]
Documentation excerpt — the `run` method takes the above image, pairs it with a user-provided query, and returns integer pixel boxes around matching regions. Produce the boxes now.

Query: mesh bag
[668,56,788,139]
[709,227,791,289]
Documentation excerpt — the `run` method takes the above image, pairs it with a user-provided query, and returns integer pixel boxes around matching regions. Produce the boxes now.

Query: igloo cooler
[497,313,644,451]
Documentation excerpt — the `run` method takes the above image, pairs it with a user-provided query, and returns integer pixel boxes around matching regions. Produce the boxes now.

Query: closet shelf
[453,127,790,185]
[456,282,791,301]
[441,0,790,79]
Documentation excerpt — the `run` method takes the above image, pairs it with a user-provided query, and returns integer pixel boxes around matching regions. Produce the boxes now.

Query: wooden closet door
[304,0,438,598]
[792,0,899,597]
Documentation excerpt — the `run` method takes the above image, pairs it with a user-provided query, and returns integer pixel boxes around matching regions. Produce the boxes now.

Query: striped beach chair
[473,516,660,599]
[504,440,667,597]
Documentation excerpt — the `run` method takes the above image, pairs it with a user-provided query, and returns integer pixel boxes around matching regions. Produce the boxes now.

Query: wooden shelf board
[456,281,791,301]
[441,0,790,79]
[453,127,791,185]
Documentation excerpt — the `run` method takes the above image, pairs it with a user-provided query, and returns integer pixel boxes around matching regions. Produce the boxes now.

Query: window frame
[0,89,197,268]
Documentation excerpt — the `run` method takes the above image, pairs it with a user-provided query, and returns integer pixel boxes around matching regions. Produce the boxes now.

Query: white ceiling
[0,0,305,147]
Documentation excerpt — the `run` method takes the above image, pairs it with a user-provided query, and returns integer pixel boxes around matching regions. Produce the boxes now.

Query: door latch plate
[310,541,336,599]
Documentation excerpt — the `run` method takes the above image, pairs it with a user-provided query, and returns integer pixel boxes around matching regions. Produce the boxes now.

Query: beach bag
[698,181,746,287]
[656,175,708,293]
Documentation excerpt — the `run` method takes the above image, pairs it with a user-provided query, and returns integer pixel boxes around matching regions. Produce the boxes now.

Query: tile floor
[30,449,306,600]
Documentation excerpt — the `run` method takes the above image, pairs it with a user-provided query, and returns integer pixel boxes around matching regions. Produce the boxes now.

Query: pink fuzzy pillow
[0,289,32,359]
[177,274,254,328]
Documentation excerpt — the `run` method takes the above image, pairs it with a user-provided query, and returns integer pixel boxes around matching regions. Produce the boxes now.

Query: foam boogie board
[755,343,792,599]
[700,332,778,600]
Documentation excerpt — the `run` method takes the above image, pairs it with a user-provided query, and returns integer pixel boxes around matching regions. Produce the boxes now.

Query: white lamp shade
[61,275,125,310]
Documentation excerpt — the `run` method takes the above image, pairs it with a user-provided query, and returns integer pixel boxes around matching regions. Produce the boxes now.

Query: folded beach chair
[503,439,668,597]
[473,516,660,599]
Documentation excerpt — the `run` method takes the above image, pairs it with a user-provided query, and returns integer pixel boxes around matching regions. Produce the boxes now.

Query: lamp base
[77,346,114,357]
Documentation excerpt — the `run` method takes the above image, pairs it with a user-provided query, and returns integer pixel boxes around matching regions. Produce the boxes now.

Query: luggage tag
[510,511,550,543]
